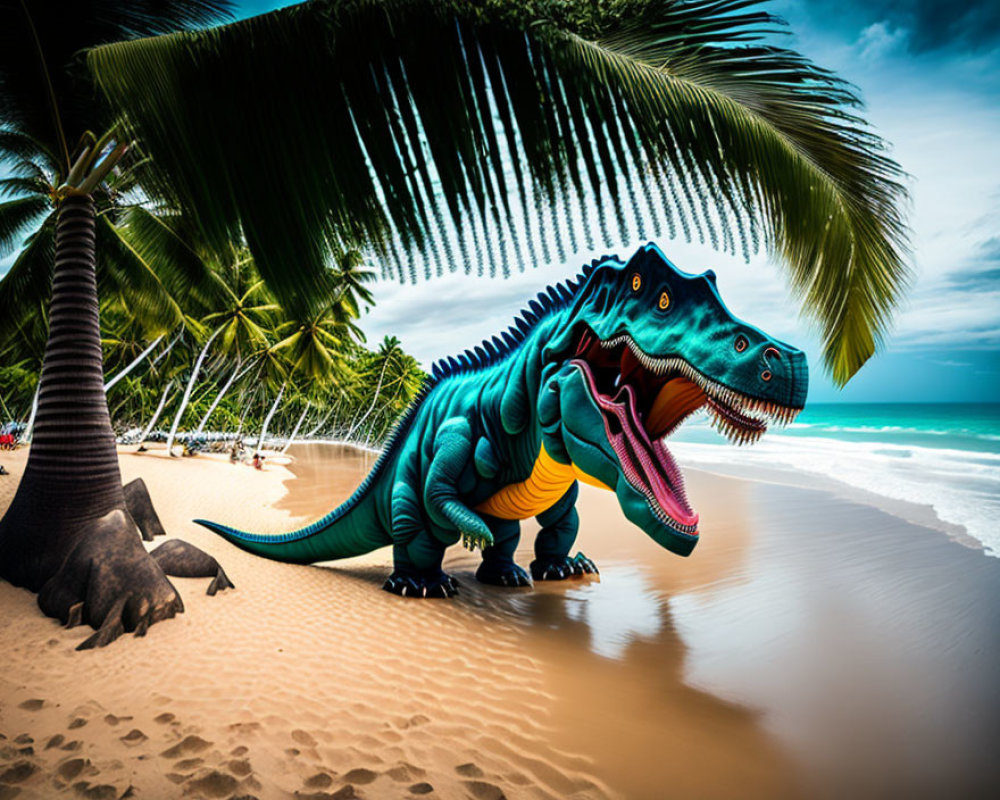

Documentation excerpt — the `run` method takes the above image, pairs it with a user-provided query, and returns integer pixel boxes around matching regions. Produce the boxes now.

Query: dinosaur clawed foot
[530,552,600,581]
[383,569,460,598]
[475,560,532,588]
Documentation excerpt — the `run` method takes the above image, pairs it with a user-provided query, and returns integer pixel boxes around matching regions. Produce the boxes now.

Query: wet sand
[1,442,998,799]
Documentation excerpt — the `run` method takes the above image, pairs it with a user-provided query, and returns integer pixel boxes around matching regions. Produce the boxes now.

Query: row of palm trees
[0,244,424,453]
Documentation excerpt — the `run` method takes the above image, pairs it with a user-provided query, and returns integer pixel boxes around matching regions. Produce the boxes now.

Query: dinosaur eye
[658,291,670,310]
[761,370,772,382]
[735,335,748,353]
[631,273,642,291]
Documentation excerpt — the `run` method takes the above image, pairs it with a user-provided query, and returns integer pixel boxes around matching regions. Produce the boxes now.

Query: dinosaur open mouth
[568,326,801,537]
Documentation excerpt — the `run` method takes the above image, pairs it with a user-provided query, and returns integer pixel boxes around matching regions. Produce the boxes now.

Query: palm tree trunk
[346,358,390,441]
[138,379,176,447]
[279,402,311,455]
[254,384,284,455]
[22,385,40,442]
[0,389,13,424]
[103,334,164,392]
[305,401,339,438]
[165,327,221,455]
[0,195,183,648]
[194,360,249,438]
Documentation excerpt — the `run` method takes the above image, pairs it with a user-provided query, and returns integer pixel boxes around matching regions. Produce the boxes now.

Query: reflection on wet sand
[282,443,805,799]
[280,442,1000,799]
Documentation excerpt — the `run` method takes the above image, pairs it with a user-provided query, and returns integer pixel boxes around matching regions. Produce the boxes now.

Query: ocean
[668,402,1000,558]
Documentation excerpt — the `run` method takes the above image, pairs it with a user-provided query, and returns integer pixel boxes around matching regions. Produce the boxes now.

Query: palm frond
[0,0,234,168]
[0,220,55,347]
[96,216,184,334]
[117,206,220,312]
[89,0,910,382]
[0,196,51,256]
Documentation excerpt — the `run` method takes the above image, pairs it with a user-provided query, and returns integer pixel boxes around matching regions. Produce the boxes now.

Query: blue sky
[4,1,998,403]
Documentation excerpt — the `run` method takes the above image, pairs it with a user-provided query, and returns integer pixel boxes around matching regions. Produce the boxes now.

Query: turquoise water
[668,403,1000,557]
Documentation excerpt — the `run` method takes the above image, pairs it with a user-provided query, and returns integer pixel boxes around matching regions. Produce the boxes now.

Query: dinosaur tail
[194,490,389,564]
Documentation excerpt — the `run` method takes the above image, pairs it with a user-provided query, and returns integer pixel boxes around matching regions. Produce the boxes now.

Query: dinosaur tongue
[609,383,698,526]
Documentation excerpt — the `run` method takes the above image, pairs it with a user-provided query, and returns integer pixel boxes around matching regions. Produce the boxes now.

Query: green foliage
[88,0,910,383]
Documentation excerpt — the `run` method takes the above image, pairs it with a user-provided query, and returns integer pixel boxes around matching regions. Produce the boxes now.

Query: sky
[4,1,998,403]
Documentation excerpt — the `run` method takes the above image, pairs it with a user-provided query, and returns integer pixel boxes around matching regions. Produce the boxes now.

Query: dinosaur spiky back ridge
[429,255,619,381]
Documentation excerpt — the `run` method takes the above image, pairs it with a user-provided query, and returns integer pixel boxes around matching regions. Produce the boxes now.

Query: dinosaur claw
[383,569,459,599]
[530,554,599,582]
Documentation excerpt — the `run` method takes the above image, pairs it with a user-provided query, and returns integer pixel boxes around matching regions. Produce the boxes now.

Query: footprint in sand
[160,736,212,759]
[229,746,249,757]
[46,734,65,750]
[12,736,31,747]
[70,781,119,800]
[227,758,252,777]
[290,729,317,748]
[408,783,434,795]
[153,713,175,725]
[455,763,484,778]
[173,758,203,772]
[119,729,147,746]
[17,699,44,711]
[103,714,131,726]
[341,768,377,785]
[387,763,426,783]
[303,772,333,789]
[57,758,88,781]
[0,760,38,784]
[463,780,506,800]
[184,769,239,798]
[68,718,88,729]
[60,740,82,752]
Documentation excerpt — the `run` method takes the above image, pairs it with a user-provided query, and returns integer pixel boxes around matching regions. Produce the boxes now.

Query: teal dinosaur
[196,244,807,596]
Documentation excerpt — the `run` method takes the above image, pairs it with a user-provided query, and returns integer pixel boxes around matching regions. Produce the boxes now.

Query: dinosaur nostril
[764,346,780,360]
[735,335,748,353]
[761,370,772,382]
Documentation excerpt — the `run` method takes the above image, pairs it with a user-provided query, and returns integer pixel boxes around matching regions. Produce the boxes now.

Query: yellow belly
[475,445,612,520]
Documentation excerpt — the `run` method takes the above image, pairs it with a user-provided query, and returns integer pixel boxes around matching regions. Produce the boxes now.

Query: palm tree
[1,0,910,647]
[332,248,376,317]
[0,0,235,648]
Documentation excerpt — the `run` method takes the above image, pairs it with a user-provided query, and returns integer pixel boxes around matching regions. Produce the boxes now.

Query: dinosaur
[196,244,807,597]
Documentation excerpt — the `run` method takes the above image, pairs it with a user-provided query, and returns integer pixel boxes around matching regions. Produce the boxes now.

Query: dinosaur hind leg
[383,532,459,599]
[476,517,530,588]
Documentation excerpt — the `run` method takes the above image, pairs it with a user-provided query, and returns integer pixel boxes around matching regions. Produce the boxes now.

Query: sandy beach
[1,443,998,799]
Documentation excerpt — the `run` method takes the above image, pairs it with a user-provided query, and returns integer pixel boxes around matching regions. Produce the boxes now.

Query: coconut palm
[0,0,235,648]
[332,248,376,317]
[0,134,205,343]
[1,0,910,647]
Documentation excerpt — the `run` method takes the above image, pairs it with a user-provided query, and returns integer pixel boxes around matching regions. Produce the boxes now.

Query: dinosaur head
[540,244,807,556]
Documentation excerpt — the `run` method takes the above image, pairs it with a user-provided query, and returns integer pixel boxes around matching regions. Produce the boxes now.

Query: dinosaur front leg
[531,482,598,580]
[423,419,494,551]
[476,516,531,587]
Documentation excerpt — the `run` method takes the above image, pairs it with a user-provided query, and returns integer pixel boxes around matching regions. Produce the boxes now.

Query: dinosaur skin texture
[196,244,808,597]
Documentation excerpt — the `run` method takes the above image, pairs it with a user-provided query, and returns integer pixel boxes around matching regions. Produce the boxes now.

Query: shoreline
[1,443,998,798]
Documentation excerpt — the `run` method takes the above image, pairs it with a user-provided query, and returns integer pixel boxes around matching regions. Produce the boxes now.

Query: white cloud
[857,21,909,61]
